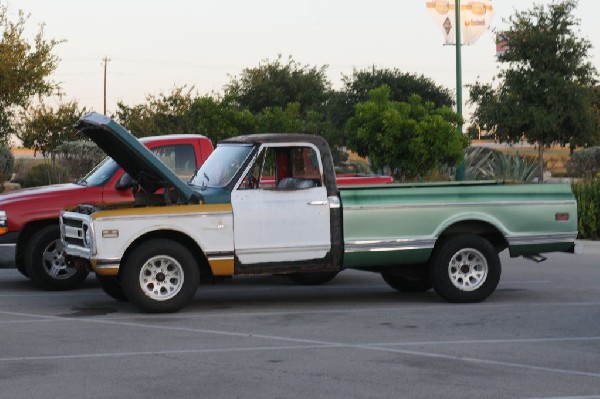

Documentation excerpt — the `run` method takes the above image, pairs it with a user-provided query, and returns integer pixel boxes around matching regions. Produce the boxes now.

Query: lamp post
[453,0,466,180]
[426,0,495,179]
[454,0,462,134]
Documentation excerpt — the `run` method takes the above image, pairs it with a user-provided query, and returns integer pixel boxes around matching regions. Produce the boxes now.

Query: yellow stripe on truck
[92,204,233,220]
[208,258,234,276]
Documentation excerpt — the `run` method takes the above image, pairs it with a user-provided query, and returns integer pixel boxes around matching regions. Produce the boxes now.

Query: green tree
[19,100,86,157]
[116,87,257,144]
[185,96,256,143]
[346,86,467,181]
[18,100,86,184]
[0,5,61,144]
[225,55,331,114]
[330,67,454,134]
[469,0,598,180]
[115,86,195,137]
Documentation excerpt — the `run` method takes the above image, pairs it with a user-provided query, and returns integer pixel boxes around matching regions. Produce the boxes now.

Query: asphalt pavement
[1,243,599,398]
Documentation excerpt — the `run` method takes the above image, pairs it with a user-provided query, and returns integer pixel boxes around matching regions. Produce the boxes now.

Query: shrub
[572,178,600,240]
[21,163,69,188]
[55,140,106,180]
[566,147,600,178]
[463,147,539,182]
[463,147,500,180]
[0,147,15,182]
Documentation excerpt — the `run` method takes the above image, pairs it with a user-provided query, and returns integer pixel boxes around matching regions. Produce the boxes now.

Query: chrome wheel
[139,255,184,301]
[42,239,75,280]
[448,248,488,292]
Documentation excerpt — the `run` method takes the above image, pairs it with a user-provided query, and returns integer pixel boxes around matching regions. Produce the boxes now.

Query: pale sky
[7,0,600,123]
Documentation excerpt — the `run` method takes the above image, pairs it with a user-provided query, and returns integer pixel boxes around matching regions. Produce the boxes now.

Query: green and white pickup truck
[61,113,579,313]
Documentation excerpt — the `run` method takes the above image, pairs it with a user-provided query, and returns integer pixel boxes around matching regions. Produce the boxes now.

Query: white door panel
[232,186,330,265]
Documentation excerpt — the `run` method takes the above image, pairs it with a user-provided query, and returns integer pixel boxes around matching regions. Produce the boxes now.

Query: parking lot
[1,245,600,399]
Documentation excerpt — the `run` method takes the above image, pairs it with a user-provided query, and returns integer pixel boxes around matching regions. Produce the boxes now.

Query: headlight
[83,224,92,247]
[0,211,7,235]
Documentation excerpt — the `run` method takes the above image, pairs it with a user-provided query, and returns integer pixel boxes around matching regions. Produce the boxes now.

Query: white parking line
[0,344,340,363]
[0,309,599,379]
[519,396,600,399]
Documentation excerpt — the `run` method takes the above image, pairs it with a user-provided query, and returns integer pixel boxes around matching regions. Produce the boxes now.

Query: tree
[346,86,467,181]
[0,5,61,144]
[19,100,86,157]
[185,96,256,143]
[116,87,257,144]
[329,67,454,134]
[469,0,598,180]
[225,55,331,114]
[18,100,87,184]
[115,86,195,137]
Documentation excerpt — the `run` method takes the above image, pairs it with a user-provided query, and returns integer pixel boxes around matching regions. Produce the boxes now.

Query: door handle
[307,200,328,205]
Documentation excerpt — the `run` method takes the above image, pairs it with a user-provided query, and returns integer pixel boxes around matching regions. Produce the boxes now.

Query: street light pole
[454,0,465,180]
[455,0,462,133]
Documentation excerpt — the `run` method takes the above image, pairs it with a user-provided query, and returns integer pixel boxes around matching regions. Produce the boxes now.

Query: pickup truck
[0,134,214,290]
[61,113,579,313]
[0,132,391,292]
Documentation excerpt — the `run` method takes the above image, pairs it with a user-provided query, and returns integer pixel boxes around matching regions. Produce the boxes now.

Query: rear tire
[428,234,501,303]
[288,271,338,285]
[381,271,432,292]
[25,225,89,290]
[121,239,199,313]
[97,275,128,302]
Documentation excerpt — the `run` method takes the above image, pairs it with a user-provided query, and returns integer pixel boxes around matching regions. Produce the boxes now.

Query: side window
[238,147,276,190]
[152,144,197,179]
[238,145,322,191]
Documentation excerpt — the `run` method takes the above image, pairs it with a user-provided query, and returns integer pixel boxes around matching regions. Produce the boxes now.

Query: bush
[572,178,600,240]
[0,147,15,182]
[56,140,106,180]
[21,163,69,188]
[463,147,539,182]
[566,147,600,178]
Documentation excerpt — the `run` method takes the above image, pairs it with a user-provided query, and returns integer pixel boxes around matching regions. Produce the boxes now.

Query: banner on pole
[426,1,495,45]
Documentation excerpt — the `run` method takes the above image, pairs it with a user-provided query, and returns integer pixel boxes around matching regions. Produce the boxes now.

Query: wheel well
[437,220,508,252]
[16,219,58,267]
[121,230,212,278]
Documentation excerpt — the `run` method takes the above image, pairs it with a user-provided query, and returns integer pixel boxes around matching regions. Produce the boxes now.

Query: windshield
[78,157,120,186]
[190,144,253,190]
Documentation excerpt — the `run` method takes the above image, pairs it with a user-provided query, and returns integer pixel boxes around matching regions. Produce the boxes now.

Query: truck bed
[339,181,578,269]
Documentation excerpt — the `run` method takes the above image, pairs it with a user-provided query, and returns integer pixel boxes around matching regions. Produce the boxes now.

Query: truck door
[231,143,332,271]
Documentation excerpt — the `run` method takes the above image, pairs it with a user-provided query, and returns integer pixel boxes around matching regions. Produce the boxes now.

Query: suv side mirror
[115,173,136,191]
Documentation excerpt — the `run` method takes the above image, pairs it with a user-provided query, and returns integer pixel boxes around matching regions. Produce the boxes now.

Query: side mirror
[115,173,136,191]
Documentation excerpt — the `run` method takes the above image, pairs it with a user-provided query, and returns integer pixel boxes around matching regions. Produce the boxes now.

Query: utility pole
[102,57,111,115]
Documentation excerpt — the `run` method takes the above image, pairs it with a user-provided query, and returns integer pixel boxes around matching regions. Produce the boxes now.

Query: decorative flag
[426,1,495,45]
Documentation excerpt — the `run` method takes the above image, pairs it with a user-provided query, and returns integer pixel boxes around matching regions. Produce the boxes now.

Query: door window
[238,145,323,191]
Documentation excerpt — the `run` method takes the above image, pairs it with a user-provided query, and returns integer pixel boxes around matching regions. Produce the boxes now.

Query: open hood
[76,112,199,204]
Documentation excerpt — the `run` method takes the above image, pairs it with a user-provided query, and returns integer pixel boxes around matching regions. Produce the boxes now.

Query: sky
[7,0,600,122]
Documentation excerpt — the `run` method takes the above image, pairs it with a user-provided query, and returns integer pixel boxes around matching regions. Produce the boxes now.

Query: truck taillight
[555,213,569,221]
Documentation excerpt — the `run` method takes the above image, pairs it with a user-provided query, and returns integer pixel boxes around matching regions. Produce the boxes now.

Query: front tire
[97,275,128,302]
[121,239,199,313]
[428,234,501,303]
[25,225,89,290]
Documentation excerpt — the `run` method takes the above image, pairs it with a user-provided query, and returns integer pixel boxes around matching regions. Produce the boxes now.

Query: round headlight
[83,225,92,247]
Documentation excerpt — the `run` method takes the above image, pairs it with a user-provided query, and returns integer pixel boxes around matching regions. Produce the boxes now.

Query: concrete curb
[574,239,600,255]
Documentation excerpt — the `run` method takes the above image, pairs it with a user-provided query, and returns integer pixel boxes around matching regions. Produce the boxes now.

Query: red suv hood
[0,184,87,207]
